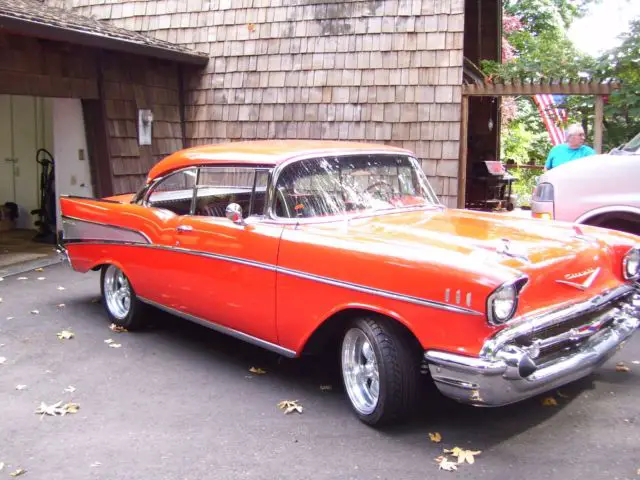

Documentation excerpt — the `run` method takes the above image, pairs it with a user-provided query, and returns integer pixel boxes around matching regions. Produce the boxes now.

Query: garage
[0,0,207,274]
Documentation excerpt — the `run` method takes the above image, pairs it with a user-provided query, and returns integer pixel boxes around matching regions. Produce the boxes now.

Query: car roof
[146,140,412,182]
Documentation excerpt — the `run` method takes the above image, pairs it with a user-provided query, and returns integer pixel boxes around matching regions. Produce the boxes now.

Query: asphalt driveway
[1,263,639,479]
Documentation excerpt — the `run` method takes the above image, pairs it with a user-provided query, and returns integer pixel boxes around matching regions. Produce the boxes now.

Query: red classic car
[59,140,640,426]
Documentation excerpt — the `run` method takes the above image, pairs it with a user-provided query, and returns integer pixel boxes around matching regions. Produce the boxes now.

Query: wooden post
[594,95,604,153]
[457,95,469,208]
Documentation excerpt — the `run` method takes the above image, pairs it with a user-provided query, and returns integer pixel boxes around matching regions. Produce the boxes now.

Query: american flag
[533,94,568,146]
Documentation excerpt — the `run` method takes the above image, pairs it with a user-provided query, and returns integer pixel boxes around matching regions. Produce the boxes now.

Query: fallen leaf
[57,303,65,308]
[108,343,122,348]
[63,402,80,414]
[35,268,44,272]
[542,397,558,406]
[15,385,27,390]
[57,330,75,340]
[632,361,640,365]
[0,298,3,303]
[277,400,303,414]
[445,447,482,465]
[6,317,14,320]
[616,362,630,373]
[0,461,4,470]
[90,462,102,468]
[17,277,28,281]
[109,323,128,333]
[91,298,100,303]
[249,367,266,375]
[556,390,569,399]
[30,310,39,315]
[319,385,332,391]
[0,357,6,365]
[0,277,3,281]
[435,456,458,471]
[9,468,26,477]
[429,432,442,443]
[104,338,114,344]
[64,386,76,393]
[37,277,46,281]
[35,401,79,417]
[57,286,65,291]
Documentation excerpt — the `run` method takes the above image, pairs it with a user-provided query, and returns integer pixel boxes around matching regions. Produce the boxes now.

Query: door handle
[176,225,193,233]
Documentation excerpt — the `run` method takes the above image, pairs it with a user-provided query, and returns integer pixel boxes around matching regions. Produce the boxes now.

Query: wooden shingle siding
[49,0,464,206]
[100,52,183,193]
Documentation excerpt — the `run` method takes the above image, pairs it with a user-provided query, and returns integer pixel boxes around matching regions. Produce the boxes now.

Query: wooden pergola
[457,78,621,208]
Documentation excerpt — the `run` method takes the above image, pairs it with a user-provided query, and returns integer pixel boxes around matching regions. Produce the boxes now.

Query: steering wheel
[365,180,395,201]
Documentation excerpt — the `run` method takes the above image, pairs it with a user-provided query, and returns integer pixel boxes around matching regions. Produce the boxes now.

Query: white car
[531,132,640,235]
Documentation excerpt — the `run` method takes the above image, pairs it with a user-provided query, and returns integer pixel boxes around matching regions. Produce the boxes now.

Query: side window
[194,167,270,218]
[147,169,197,215]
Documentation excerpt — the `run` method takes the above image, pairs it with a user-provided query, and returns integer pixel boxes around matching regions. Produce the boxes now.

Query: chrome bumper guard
[425,286,640,406]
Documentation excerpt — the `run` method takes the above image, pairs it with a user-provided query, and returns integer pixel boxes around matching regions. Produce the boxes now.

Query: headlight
[487,278,527,325]
[623,246,640,280]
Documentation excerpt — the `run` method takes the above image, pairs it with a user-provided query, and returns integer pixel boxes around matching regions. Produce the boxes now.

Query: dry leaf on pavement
[35,268,44,272]
[15,385,27,390]
[0,298,3,303]
[90,462,102,468]
[632,361,640,365]
[37,277,46,281]
[429,432,442,443]
[35,401,80,417]
[616,362,630,373]
[9,468,26,477]
[277,400,303,414]
[319,385,332,391]
[17,277,28,281]
[64,386,76,393]
[0,357,6,365]
[249,367,266,375]
[57,303,65,308]
[556,390,569,399]
[30,310,39,315]
[435,456,458,471]
[541,397,558,407]
[7,317,14,320]
[108,343,122,348]
[0,277,3,281]
[0,461,4,471]
[444,447,482,465]
[109,323,128,333]
[57,286,65,291]
[57,330,74,340]
[91,298,100,303]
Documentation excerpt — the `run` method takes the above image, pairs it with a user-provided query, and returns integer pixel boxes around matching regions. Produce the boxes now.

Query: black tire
[100,264,146,330]
[340,316,421,426]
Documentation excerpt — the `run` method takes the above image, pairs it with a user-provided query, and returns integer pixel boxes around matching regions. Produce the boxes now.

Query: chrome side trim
[138,296,297,358]
[277,266,483,316]
[62,216,151,244]
[66,240,481,316]
[481,284,636,357]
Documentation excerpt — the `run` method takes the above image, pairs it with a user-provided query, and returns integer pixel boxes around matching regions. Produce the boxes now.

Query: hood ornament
[556,267,600,290]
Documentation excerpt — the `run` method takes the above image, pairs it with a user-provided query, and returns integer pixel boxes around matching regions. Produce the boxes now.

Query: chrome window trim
[138,296,297,358]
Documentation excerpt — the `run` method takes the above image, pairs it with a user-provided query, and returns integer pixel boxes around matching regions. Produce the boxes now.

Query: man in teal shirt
[544,124,596,170]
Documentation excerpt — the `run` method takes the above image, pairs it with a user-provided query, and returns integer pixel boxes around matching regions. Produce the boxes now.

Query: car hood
[304,207,622,310]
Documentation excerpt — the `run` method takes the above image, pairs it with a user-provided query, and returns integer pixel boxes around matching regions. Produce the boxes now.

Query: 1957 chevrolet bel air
[59,140,640,426]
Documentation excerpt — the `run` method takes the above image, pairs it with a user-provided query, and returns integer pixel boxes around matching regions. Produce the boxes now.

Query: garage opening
[0,95,93,273]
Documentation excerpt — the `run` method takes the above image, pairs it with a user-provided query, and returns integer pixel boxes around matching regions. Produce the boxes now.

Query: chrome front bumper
[425,286,640,406]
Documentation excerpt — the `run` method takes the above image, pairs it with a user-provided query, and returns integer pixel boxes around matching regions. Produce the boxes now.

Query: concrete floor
[0,229,59,276]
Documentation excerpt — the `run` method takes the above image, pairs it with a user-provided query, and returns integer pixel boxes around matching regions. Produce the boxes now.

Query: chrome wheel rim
[103,265,131,320]
[341,328,380,415]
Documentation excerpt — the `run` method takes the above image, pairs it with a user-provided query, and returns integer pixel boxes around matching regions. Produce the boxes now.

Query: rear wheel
[340,316,421,426]
[100,265,146,329]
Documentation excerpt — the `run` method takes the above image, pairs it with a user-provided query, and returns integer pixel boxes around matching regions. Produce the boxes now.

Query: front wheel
[100,264,146,330]
[340,316,421,426]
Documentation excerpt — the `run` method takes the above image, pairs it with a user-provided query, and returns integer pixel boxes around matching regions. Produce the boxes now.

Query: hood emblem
[556,267,600,290]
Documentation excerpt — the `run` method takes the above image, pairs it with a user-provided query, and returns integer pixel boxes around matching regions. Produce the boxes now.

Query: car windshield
[274,154,439,219]
[621,132,640,153]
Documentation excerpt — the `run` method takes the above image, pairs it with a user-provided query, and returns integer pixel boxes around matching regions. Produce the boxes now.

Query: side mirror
[225,203,245,225]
